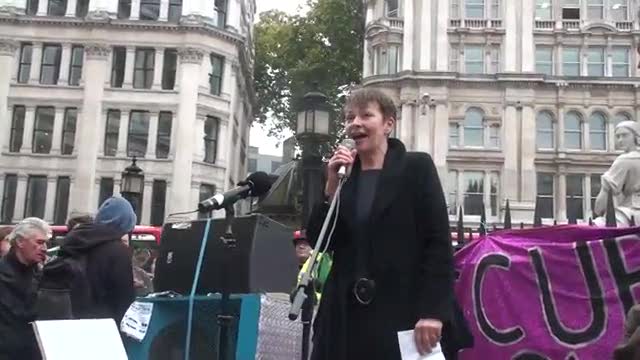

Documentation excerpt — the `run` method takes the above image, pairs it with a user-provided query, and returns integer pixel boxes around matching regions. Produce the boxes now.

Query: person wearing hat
[54,196,136,323]
[293,230,312,268]
[594,120,640,226]
[294,230,333,303]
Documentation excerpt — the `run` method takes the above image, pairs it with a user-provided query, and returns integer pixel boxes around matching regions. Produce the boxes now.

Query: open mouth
[351,133,368,141]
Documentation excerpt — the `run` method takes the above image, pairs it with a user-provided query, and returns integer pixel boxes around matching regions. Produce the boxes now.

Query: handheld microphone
[197,171,272,213]
[337,138,356,178]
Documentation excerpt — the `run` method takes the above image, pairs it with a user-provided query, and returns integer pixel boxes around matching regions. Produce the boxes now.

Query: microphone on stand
[197,171,272,213]
[337,138,356,179]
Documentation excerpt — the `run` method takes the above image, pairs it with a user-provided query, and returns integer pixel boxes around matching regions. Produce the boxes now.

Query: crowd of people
[0,196,137,360]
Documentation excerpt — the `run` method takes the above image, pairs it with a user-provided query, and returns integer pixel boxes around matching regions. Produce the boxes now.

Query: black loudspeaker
[154,214,297,295]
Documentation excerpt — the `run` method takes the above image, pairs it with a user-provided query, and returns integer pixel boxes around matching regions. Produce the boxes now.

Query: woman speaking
[307,88,455,360]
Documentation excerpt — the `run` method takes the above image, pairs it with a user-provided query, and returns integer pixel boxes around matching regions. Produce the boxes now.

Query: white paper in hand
[397,330,446,360]
[120,301,154,341]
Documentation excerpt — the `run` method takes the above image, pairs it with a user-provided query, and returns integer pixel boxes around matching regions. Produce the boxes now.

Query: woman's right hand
[325,146,356,199]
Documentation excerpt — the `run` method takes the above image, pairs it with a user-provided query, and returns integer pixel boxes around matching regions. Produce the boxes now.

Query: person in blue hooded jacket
[58,196,136,324]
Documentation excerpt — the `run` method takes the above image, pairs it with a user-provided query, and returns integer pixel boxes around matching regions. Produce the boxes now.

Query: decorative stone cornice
[178,47,204,64]
[85,44,111,60]
[0,39,18,56]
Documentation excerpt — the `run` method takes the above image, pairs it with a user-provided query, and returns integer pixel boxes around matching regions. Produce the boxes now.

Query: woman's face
[615,127,638,152]
[345,102,394,155]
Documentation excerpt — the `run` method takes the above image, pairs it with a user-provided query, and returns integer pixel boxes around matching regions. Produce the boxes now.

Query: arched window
[614,112,632,126]
[589,112,607,150]
[564,111,582,150]
[463,108,484,147]
[536,111,555,149]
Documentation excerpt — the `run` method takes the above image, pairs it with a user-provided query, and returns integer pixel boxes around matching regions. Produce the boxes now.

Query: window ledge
[1,152,77,159]
[450,147,502,152]
[98,156,174,162]
[11,83,84,90]
[193,160,226,170]
[107,87,178,94]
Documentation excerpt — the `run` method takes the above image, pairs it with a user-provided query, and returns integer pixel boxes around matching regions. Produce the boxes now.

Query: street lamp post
[120,156,144,224]
[296,85,331,228]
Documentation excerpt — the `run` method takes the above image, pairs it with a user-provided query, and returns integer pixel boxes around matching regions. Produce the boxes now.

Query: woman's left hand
[414,318,443,355]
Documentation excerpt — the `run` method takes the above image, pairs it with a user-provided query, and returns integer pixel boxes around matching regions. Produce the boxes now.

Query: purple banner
[454,225,640,360]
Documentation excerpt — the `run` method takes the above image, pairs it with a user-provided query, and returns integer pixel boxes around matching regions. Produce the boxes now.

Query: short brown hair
[344,88,397,121]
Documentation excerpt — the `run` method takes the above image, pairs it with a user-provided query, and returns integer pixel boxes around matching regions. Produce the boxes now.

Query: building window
[53,177,70,225]
[140,0,160,20]
[489,124,500,148]
[168,0,182,22]
[375,45,401,75]
[566,174,584,220]
[466,0,484,18]
[111,46,126,88]
[98,178,114,207]
[489,45,500,73]
[590,174,601,216]
[449,44,460,72]
[118,0,131,19]
[385,0,399,17]
[535,46,553,75]
[198,183,216,219]
[563,47,580,76]
[40,44,62,85]
[464,45,484,74]
[536,111,555,149]
[48,0,67,16]
[564,111,583,150]
[1,175,17,223]
[209,54,224,95]
[587,0,604,19]
[611,0,628,21]
[76,0,89,17]
[248,158,257,173]
[61,108,77,155]
[204,116,219,163]
[69,45,84,86]
[449,123,460,148]
[535,0,552,20]
[214,0,226,27]
[127,111,150,157]
[589,112,607,151]
[463,171,484,216]
[447,171,459,215]
[612,47,629,77]
[587,47,605,76]
[150,180,166,226]
[33,107,54,154]
[134,48,155,89]
[104,109,120,156]
[156,112,172,159]
[562,0,580,19]
[536,173,554,219]
[271,161,282,173]
[17,43,32,84]
[25,176,47,219]
[9,106,25,153]
[26,0,38,15]
[463,108,484,147]
[162,49,177,90]
[490,172,499,216]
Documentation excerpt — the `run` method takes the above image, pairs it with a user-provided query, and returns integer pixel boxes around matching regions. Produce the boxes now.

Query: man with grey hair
[0,217,50,360]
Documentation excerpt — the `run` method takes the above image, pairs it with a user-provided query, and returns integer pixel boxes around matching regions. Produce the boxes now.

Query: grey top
[355,170,382,226]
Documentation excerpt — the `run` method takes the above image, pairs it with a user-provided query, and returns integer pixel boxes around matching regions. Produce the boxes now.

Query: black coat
[0,249,41,360]
[58,223,135,324]
[307,139,455,360]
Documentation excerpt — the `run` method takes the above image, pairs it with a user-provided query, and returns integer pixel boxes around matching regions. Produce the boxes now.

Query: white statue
[593,121,640,226]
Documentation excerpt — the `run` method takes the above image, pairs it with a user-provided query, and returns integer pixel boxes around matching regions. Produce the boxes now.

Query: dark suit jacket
[307,138,455,360]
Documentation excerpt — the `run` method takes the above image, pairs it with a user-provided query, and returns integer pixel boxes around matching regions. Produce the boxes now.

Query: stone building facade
[364,0,640,225]
[0,0,255,225]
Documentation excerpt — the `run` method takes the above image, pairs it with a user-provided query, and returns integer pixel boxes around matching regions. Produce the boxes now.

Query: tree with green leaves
[253,0,365,143]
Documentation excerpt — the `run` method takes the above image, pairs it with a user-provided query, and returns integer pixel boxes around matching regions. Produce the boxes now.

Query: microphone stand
[217,203,236,360]
[289,177,346,360]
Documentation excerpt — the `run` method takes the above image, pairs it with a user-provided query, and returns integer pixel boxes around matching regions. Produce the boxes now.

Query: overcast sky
[249,0,307,156]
